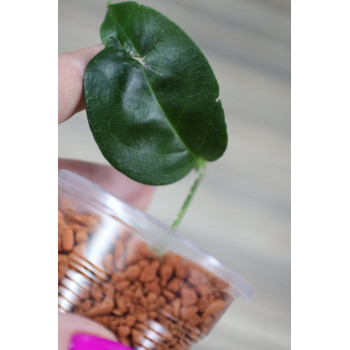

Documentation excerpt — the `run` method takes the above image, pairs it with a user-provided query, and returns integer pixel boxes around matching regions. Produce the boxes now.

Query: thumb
[58,313,129,350]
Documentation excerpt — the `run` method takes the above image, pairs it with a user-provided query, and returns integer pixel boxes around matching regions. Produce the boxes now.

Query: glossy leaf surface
[84,1,227,185]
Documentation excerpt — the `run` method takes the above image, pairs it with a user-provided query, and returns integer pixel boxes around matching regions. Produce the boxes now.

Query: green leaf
[84,1,227,185]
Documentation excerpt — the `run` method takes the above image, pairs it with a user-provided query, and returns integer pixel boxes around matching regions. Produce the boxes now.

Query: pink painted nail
[69,333,133,350]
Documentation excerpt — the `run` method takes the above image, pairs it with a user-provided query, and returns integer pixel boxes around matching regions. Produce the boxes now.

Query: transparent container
[58,170,253,350]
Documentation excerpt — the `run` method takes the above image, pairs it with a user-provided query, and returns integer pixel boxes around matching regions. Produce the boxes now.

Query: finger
[58,159,154,210]
[58,45,104,124]
[58,313,117,350]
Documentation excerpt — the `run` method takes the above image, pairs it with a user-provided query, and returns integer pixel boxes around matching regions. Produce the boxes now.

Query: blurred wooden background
[58,1,291,349]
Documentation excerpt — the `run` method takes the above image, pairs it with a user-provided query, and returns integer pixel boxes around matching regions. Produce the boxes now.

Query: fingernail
[69,333,133,350]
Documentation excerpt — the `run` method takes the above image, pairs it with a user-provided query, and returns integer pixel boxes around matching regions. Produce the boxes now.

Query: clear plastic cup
[58,170,253,350]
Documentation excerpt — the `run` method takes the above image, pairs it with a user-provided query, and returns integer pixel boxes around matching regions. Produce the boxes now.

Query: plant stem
[171,161,206,230]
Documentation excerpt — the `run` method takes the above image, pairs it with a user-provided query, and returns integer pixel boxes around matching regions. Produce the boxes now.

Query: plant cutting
[58,4,254,349]
[84,1,228,229]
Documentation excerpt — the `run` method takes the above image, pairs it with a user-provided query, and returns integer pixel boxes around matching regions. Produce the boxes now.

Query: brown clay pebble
[92,316,110,327]
[144,280,161,295]
[171,299,181,318]
[75,230,88,244]
[175,264,189,279]
[115,280,130,292]
[167,278,184,293]
[58,206,232,350]
[119,337,131,347]
[196,283,213,296]
[135,311,147,323]
[131,329,143,344]
[117,326,131,337]
[85,298,114,317]
[140,261,160,283]
[91,283,103,302]
[111,271,123,283]
[125,314,136,327]
[71,224,85,234]
[79,285,91,300]
[73,214,97,227]
[115,297,127,314]
[58,210,64,220]
[202,299,226,318]
[136,259,148,269]
[180,306,198,321]
[62,227,74,252]
[180,286,198,307]
[102,282,115,299]
[160,264,173,286]
[197,296,211,312]
[72,243,87,256]
[126,238,143,265]
[147,292,158,303]
[163,289,175,301]
[58,254,69,280]
[80,299,92,312]
[58,232,63,251]
[124,265,141,280]
[113,241,125,271]
[188,269,208,286]
[104,254,114,275]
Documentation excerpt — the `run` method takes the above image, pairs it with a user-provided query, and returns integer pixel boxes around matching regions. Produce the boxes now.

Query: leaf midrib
[107,6,200,164]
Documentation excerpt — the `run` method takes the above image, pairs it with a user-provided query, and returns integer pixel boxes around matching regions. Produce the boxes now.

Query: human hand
[58,45,153,350]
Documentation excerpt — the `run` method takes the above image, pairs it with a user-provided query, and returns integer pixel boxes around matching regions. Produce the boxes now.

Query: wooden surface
[58,1,291,349]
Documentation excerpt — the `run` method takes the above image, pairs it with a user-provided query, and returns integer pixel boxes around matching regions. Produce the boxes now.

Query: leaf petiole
[171,161,206,230]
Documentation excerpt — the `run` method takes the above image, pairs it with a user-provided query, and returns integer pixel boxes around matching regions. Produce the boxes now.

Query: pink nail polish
[69,333,133,350]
